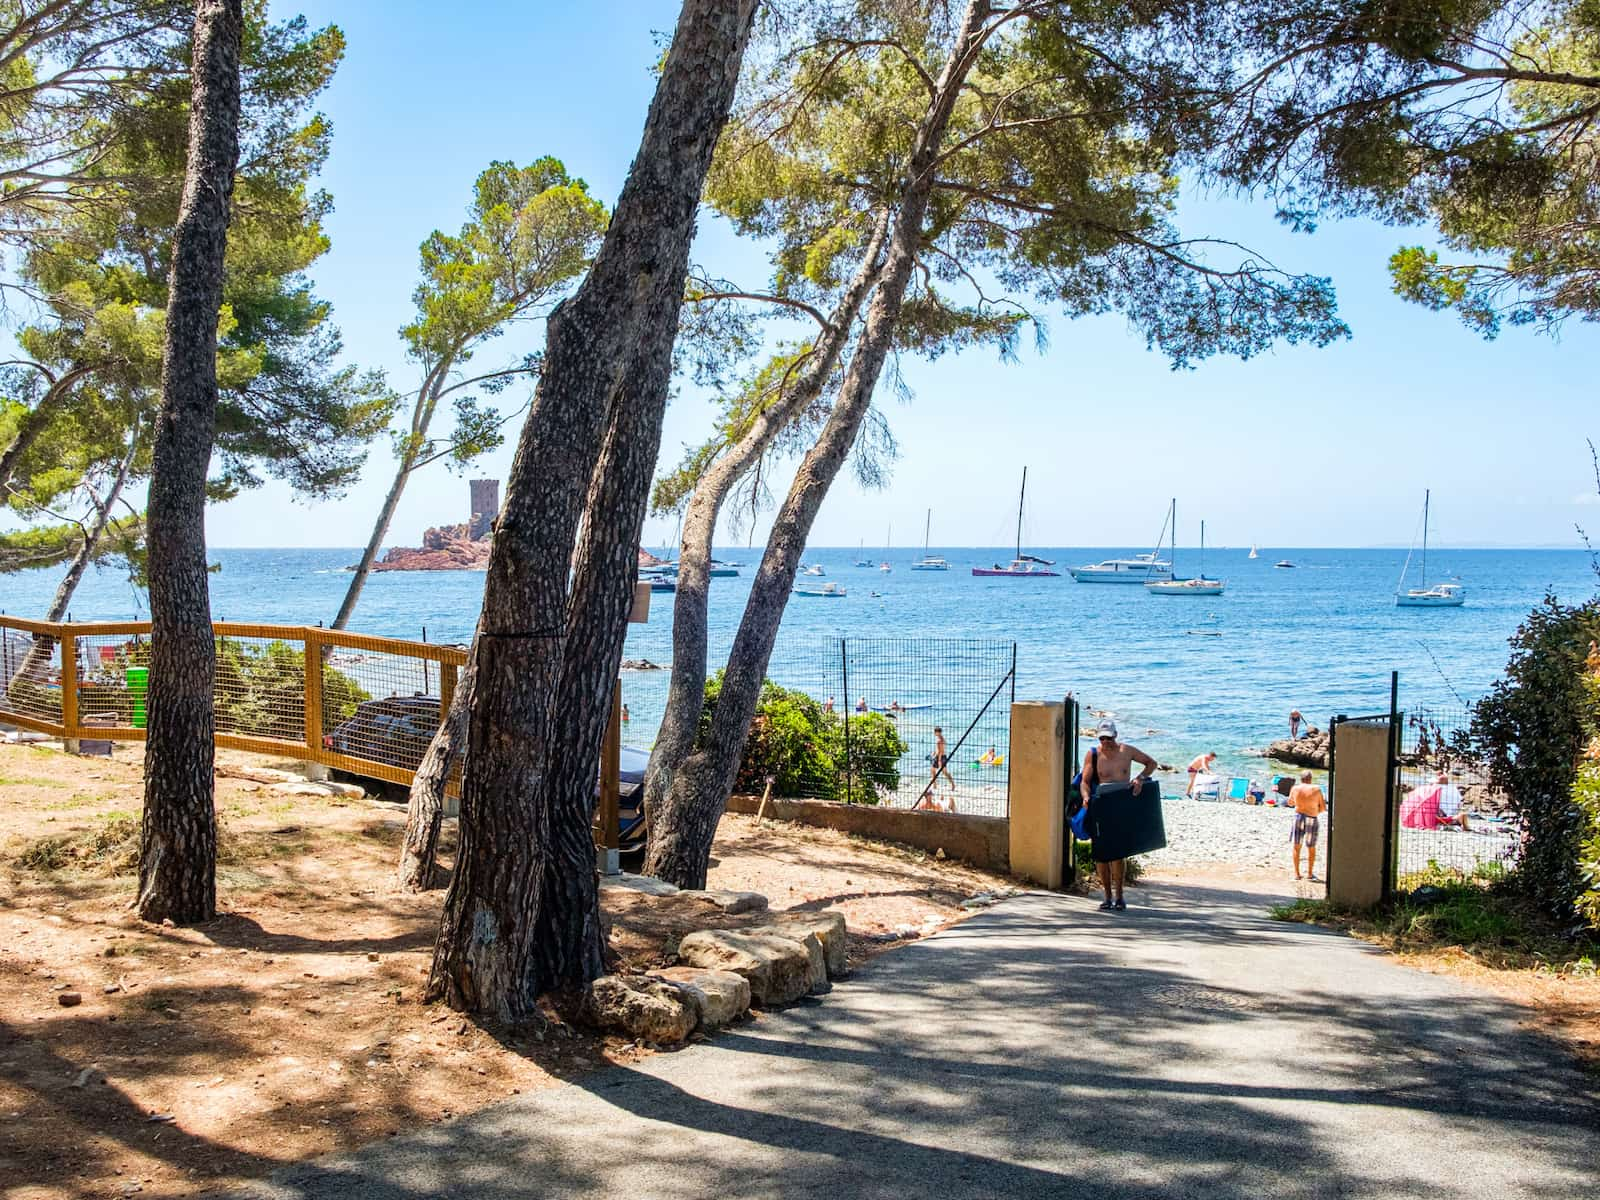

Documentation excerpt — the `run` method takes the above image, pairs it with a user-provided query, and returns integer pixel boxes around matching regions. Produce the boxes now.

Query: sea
[5,546,1595,786]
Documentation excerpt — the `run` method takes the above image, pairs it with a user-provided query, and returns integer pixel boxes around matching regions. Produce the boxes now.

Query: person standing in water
[1080,718,1156,912]
[1289,770,1327,880]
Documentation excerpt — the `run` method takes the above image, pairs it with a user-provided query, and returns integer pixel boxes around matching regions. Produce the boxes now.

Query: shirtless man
[1185,750,1217,796]
[1080,718,1157,912]
[1289,770,1327,880]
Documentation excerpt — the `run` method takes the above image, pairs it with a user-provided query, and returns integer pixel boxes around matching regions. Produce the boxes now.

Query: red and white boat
[971,467,1059,578]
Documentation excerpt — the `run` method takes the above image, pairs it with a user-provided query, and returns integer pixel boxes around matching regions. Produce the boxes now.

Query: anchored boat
[972,467,1060,577]
[1396,489,1465,607]
[1146,507,1225,596]
[1070,500,1172,583]
[910,508,949,570]
[794,581,847,598]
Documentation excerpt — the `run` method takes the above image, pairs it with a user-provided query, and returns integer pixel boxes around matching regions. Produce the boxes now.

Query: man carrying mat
[1079,718,1157,912]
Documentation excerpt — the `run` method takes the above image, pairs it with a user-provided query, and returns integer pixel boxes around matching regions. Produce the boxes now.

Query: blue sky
[199,0,1599,551]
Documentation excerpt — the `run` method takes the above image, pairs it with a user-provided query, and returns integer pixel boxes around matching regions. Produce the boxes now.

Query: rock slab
[678,888,769,915]
[747,912,848,979]
[600,873,681,898]
[677,930,815,1007]
[651,966,751,1031]
[581,975,696,1044]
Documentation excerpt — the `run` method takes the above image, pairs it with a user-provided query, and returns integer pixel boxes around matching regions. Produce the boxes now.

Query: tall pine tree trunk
[397,647,473,892]
[641,210,890,870]
[427,0,758,1023]
[643,0,992,890]
[137,0,243,926]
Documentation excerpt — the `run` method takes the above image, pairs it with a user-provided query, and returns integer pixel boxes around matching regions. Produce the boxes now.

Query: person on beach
[1434,771,1472,832]
[1289,770,1327,880]
[1080,718,1156,912]
[621,704,630,724]
[823,696,835,713]
[927,726,955,796]
[1289,710,1303,739]
[856,696,868,713]
[1185,751,1217,796]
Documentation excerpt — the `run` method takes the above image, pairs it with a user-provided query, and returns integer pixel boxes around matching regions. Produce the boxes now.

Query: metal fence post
[841,638,851,803]
[1383,670,1400,901]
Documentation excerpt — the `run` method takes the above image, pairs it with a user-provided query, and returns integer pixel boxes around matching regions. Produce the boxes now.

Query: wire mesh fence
[760,637,1017,817]
[0,615,465,789]
[1395,702,1520,885]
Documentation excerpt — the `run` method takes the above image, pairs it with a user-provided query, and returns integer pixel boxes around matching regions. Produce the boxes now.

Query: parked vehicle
[325,694,649,853]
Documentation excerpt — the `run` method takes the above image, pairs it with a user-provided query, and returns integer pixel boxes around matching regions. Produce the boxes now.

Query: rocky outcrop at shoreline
[371,522,490,572]
[1265,728,1329,769]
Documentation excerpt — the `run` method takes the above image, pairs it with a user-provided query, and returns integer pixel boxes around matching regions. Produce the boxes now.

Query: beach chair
[1226,777,1249,803]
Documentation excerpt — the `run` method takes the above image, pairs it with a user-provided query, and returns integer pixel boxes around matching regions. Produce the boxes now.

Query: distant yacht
[1396,489,1465,607]
[879,524,893,572]
[1070,499,1172,583]
[910,508,949,571]
[853,540,874,568]
[794,581,846,598]
[1274,560,1296,569]
[972,467,1060,577]
[1248,545,1259,559]
[802,563,826,577]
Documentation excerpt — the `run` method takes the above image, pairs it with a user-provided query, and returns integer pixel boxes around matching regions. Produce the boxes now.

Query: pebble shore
[1141,796,1520,874]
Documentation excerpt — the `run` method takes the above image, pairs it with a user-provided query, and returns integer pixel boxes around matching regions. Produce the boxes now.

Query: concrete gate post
[1328,718,1392,909]
[1008,700,1065,889]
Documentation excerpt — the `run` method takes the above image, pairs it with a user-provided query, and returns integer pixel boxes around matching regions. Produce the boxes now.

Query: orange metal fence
[0,615,466,791]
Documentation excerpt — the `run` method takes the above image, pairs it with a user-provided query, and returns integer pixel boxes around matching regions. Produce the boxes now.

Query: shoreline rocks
[370,521,491,572]
[1265,728,1329,769]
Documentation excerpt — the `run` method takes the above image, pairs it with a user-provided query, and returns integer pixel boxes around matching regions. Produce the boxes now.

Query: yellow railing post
[60,622,79,750]
[302,627,324,759]
[440,661,458,715]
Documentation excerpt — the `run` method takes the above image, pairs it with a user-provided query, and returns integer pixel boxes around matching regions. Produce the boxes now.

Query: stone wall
[724,794,1009,873]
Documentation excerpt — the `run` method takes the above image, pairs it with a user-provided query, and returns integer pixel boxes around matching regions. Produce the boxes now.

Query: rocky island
[371,479,498,572]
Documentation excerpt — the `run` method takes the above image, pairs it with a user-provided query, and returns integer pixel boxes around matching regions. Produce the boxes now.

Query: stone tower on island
[468,478,499,541]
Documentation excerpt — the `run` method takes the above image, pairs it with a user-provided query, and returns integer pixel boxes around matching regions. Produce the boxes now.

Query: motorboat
[910,509,949,570]
[879,561,893,573]
[1274,560,1296,569]
[1069,553,1170,583]
[1396,489,1465,607]
[1146,508,1225,596]
[648,577,676,593]
[793,581,846,598]
[972,467,1060,577]
[1072,500,1174,582]
[802,563,826,577]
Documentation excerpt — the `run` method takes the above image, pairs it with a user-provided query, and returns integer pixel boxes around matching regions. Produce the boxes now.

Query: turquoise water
[5,546,1593,783]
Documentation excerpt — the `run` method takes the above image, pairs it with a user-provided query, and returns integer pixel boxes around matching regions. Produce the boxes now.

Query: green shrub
[702,673,908,805]
[1472,593,1600,927]
[1574,762,1600,929]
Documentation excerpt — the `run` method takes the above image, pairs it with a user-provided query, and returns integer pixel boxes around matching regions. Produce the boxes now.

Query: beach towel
[1400,783,1444,830]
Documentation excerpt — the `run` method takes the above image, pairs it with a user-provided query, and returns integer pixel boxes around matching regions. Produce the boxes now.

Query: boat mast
[924,508,931,556]
[1015,467,1027,559]
[1169,498,1177,575]
[1427,489,1440,592]
[1200,519,1205,579]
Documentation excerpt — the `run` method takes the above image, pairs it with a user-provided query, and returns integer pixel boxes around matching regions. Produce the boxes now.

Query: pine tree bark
[397,647,473,892]
[643,0,992,890]
[427,0,758,1023]
[137,0,243,926]
[641,210,891,872]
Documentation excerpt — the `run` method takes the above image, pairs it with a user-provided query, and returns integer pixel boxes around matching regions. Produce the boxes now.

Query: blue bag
[1068,747,1097,841]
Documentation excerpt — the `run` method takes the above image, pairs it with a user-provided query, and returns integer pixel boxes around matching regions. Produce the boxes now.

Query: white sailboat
[853,540,873,568]
[1147,507,1225,596]
[1248,545,1259,559]
[910,508,949,570]
[971,467,1060,577]
[879,524,893,572]
[1396,489,1465,607]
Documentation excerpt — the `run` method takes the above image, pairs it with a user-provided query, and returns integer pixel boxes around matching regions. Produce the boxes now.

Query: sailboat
[879,524,893,572]
[972,467,1059,577]
[853,540,874,568]
[1396,489,1465,607]
[910,508,949,570]
[1147,505,1225,595]
[1248,545,1259,559]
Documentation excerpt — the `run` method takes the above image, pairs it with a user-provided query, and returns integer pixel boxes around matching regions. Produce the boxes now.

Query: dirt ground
[0,740,1015,1200]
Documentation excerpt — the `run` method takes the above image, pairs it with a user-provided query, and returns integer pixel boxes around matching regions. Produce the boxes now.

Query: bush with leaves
[700,672,906,804]
[1472,592,1600,926]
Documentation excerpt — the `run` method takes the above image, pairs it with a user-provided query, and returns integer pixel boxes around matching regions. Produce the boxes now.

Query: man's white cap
[1096,718,1118,738]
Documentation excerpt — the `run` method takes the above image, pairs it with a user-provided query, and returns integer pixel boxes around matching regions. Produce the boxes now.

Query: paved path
[243,882,1598,1199]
